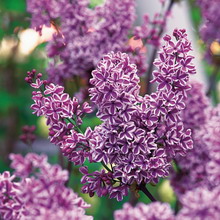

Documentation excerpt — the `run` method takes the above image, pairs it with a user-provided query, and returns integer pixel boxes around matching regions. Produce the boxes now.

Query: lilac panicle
[114,202,175,220]
[27,0,143,83]
[114,187,220,220]
[171,82,220,195]
[197,0,220,63]
[85,29,195,200]
[27,29,196,201]
[26,69,93,166]
[177,186,220,220]
[26,0,175,84]
[0,153,92,220]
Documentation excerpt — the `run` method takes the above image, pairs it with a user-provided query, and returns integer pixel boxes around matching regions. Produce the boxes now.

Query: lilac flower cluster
[27,0,145,84]
[181,82,209,131]
[83,29,195,200]
[26,0,176,85]
[0,153,92,220]
[25,69,93,165]
[19,125,36,146]
[177,186,220,220]
[27,29,196,201]
[171,82,220,195]
[114,186,220,220]
[203,105,220,187]
[114,202,175,220]
[197,0,220,63]
[171,82,211,195]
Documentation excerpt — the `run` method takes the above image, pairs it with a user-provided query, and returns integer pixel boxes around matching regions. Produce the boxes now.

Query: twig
[206,65,220,97]
[65,161,73,186]
[139,183,157,202]
[145,0,175,94]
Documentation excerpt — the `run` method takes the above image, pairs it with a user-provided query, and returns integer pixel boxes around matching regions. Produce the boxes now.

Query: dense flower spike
[27,29,195,201]
[26,69,93,165]
[0,153,92,220]
[114,187,220,220]
[177,186,220,220]
[26,0,175,84]
[171,82,220,195]
[85,29,195,200]
[114,202,175,220]
[27,0,145,83]
[204,105,220,187]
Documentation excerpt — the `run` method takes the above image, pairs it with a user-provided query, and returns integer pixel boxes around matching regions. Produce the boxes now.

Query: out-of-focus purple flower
[114,202,175,220]
[171,82,220,195]
[85,29,195,200]
[0,153,92,220]
[197,0,220,63]
[177,186,220,220]
[19,125,36,146]
[27,0,145,83]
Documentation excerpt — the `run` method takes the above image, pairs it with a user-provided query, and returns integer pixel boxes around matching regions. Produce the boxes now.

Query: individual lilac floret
[177,186,220,220]
[86,29,195,200]
[114,202,175,220]
[26,69,93,165]
[0,153,92,220]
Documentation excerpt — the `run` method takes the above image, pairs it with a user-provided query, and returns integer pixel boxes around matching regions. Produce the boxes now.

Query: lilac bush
[26,29,196,201]
[1,0,220,219]
[0,153,92,220]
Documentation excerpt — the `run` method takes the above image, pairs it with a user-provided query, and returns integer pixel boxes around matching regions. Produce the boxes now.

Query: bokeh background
[0,0,219,219]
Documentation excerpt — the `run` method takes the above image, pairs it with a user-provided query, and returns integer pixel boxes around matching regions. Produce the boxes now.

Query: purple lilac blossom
[27,0,147,84]
[197,0,220,63]
[0,153,92,220]
[25,69,93,165]
[114,202,175,220]
[26,0,174,85]
[85,29,195,200]
[170,82,211,195]
[177,186,220,220]
[27,29,196,201]
[203,105,220,187]
[171,82,220,195]
[19,125,36,145]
